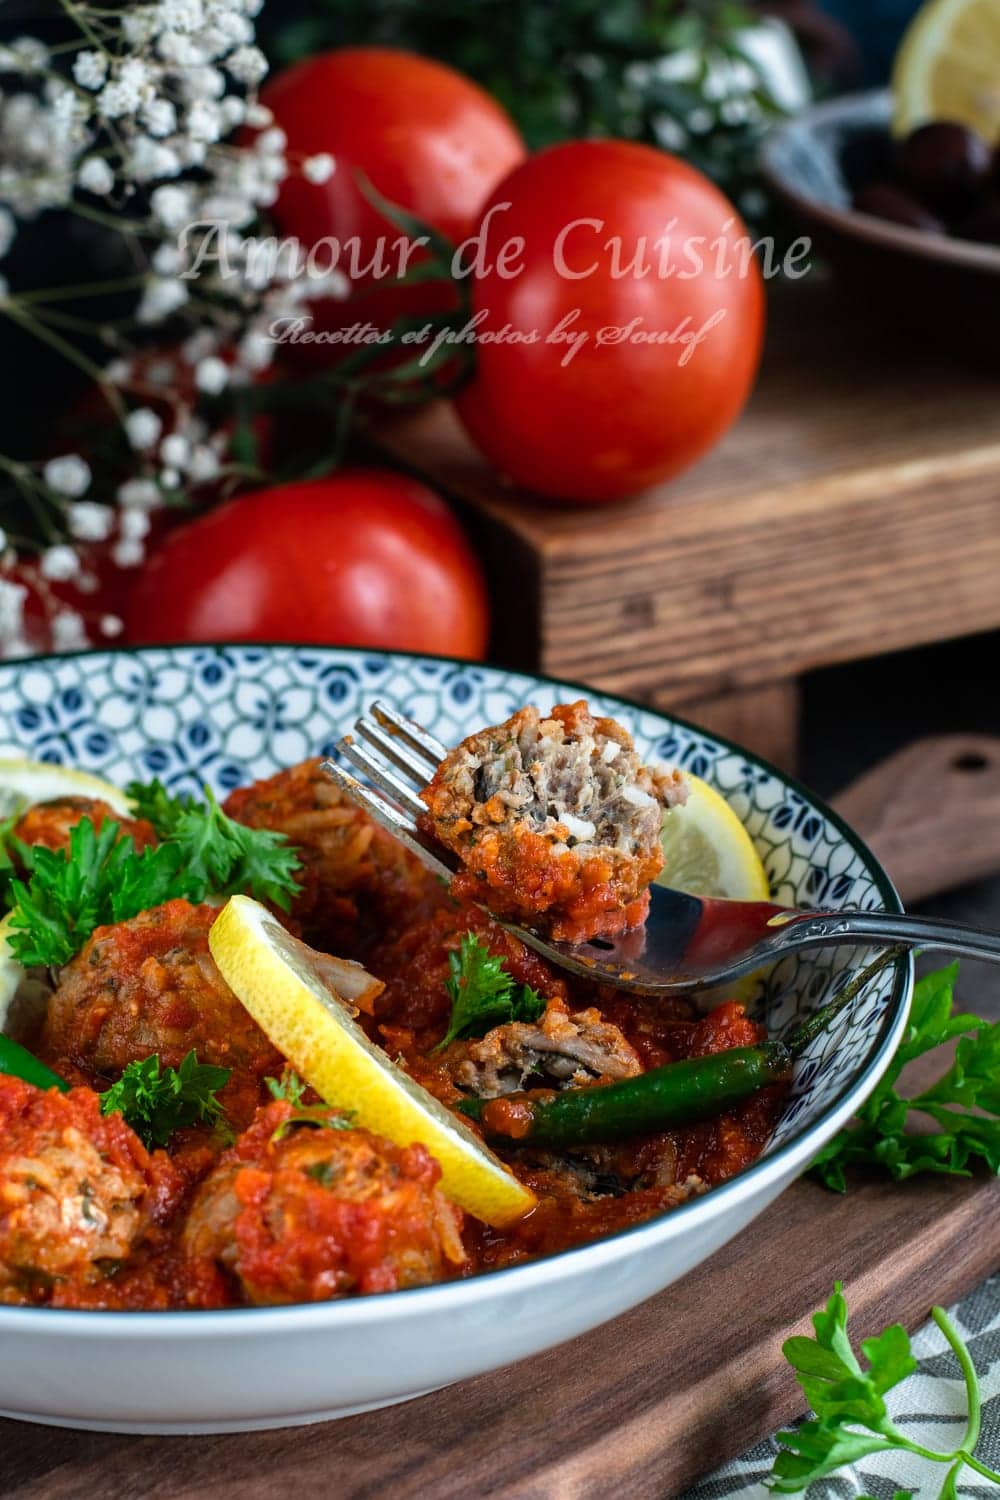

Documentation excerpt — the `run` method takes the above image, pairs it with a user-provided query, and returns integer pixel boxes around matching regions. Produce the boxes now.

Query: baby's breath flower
[77,156,115,195]
[112,539,146,568]
[137,275,189,323]
[0,578,27,625]
[160,0,206,32]
[40,545,81,582]
[43,454,92,498]
[188,445,221,483]
[238,328,273,371]
[184,65,226,100]
[160,433,191,468]
[5,37,49,73]
[150,184,192,228]
[244,102,273,128]
[51,609,89,650]
[187,99,223,143]
[194,356,229,395]
[159,467,182,489]
[73,51,109,90]
[120,508,152,541]
[152,241,184,275]
[125,408,164,450]
[68,502,115,543]
[131,137,182,182]
[226,45,268,86]
[117,478,163,510]
[142,98,177,138]
[100,614,125,639]
[302,153,336,185]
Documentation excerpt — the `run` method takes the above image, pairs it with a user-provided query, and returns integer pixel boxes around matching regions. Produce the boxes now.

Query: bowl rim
[0,641,913,1333]
[761,87,1000,275]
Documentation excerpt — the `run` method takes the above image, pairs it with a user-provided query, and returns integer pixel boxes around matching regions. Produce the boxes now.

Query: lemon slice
[657,775,769,902]
[0,758,132,822]
[208,895,537,1228]
[892,0,1000,141]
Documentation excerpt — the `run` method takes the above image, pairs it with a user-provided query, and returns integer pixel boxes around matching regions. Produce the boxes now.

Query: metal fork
[322,701,1000,996]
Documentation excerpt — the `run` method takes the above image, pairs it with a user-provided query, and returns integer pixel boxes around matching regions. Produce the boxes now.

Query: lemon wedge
[892,0,1000,141]
[0,758,132,822]
[208,895,537,1228]
[658,774,769,902]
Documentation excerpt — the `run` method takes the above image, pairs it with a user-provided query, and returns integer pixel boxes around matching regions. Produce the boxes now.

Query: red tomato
[124,473,489,659]
[453,140,765,502]
[262,47,525,268]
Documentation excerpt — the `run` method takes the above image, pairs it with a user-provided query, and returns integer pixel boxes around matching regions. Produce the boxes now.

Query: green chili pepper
[0,1036,68,1093]
[459,950,901,1149]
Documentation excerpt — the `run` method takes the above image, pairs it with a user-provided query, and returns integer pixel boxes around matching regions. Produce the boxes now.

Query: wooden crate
[375,279,1000,770]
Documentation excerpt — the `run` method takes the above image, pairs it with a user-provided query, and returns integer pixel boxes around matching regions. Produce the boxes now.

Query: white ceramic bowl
[0,645,912,1433]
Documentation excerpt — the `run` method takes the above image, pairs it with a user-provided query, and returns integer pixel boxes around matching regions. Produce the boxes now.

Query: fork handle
[783,908,1000,966]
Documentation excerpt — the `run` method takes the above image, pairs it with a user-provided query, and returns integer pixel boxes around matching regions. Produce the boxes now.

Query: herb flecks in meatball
[41,899,281,1126]
[182,1101,465,1305]
[419,701,687,942]
[0,1076,181,1302]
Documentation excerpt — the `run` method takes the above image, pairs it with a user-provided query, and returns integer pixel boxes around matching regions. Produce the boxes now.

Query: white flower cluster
[0,0,346,660]
[0,1,276,281]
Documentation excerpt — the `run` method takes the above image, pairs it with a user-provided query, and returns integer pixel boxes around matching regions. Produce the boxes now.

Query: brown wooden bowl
[761,90,1000,360]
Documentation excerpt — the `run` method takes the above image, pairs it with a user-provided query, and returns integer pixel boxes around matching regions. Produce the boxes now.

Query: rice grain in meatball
[419,700,687,941]
[41,900,282,1125]
[0,1077,180,1302]
[182,1101,465,1304]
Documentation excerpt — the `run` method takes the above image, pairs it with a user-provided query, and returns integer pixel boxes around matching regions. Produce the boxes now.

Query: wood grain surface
[374,280,1000,723]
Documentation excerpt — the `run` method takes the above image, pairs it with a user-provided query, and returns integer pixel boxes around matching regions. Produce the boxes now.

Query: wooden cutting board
[4,740,1000,1500]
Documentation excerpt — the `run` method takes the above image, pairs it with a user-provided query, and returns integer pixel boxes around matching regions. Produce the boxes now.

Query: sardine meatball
[13,796,156,855]
[182,1101,465,1304]
[41,900,281,1124]
[419,700,687,941]
[0,1076,180,1301]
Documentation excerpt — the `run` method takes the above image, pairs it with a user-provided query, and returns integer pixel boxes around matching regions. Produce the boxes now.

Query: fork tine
[339,736,428,821]
[321,759,455,881]
[355,714,436,792]
[369,700,447,770]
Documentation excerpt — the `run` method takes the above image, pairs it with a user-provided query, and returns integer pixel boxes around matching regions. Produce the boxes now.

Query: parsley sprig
[7,819,199,968]
[127,779,302,911]
[99,1051,231,1148]
[5,779,301,969]
[436,931,546,1050]
[811,964,1000,1191]
[773,1281,1000,1495]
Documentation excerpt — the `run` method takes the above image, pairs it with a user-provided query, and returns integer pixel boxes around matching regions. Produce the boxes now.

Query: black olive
[852,181,945,233]
[897,121,993,218]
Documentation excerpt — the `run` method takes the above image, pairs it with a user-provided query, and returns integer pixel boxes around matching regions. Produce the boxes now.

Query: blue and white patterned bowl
[0,645,912,1433]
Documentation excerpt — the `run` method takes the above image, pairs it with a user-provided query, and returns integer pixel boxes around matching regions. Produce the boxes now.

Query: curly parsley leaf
[124,777,196,838]
[810,964,1000,1191]
[99,1050,231,1149]
[266,1070,309,1107]
[127,779,302,911]
[772,1282,998,1495]
[436,931,546,1050]
[5,819,201,969]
